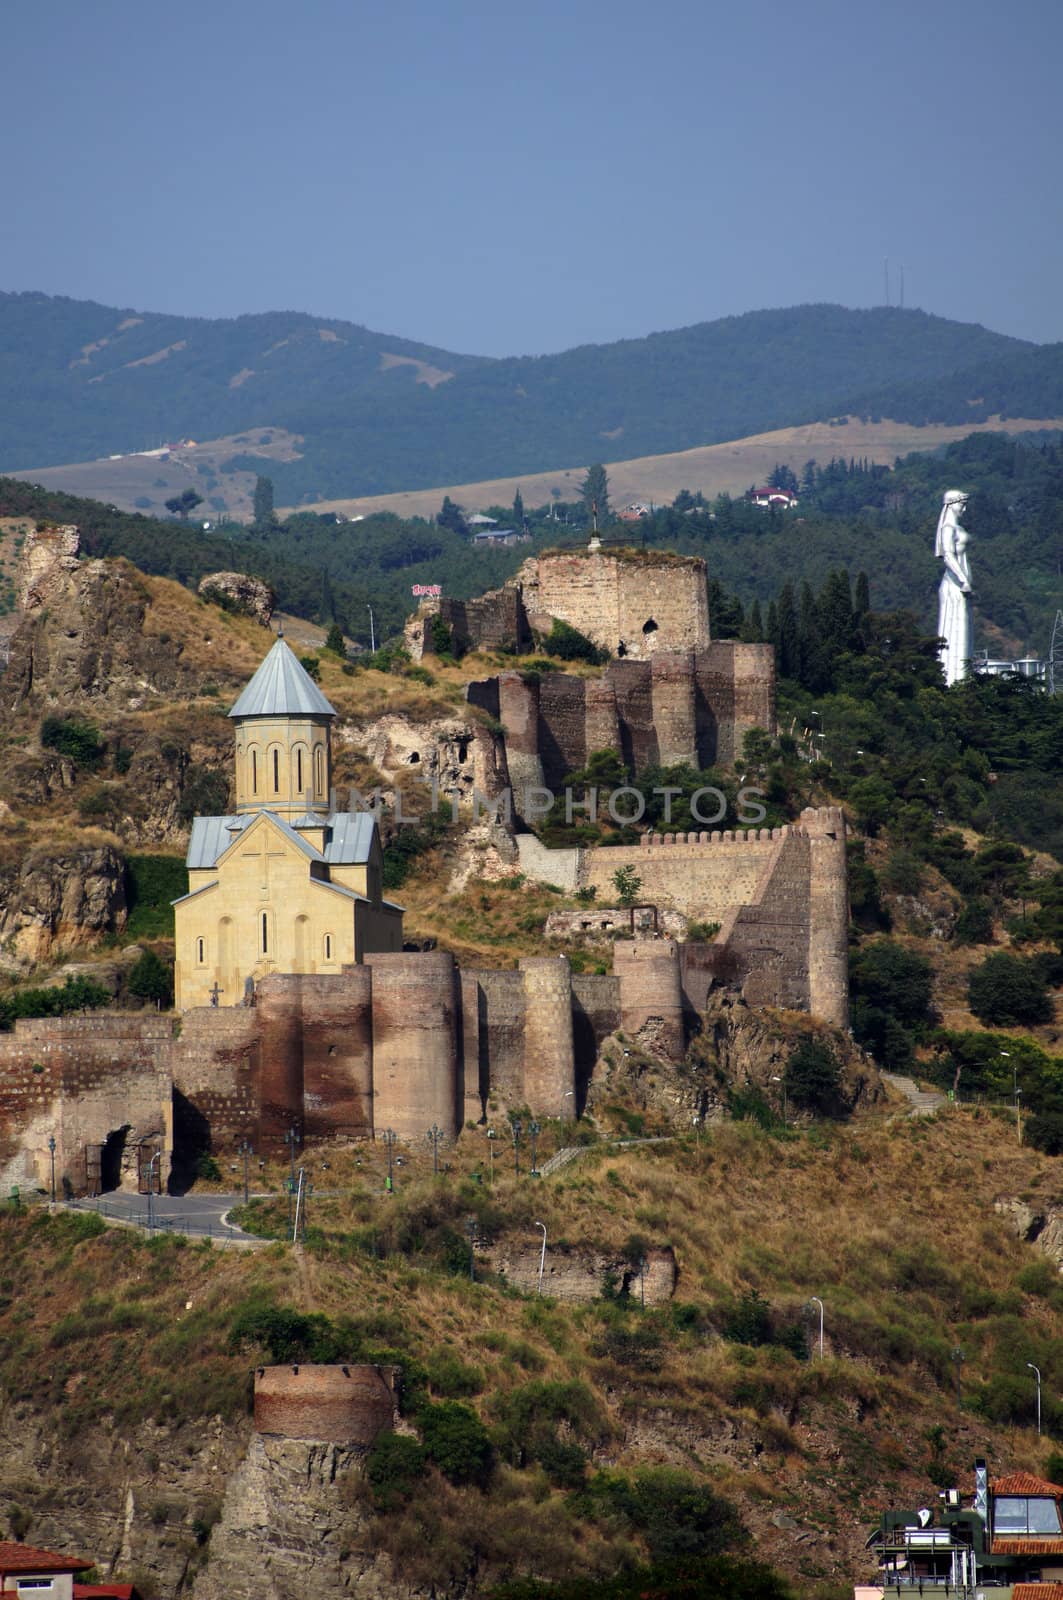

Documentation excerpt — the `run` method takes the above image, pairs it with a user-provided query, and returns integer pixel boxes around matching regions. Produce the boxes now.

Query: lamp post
[238,1139,252,1205]
[639,1256,648,1308]
[47,1134,56,1205]
[809,1296,824,1359]
[771,1074,788,1127]
[1028,1362,1042,1435]
[512,1119,522,1178]
[528,1120,541,1177]
[367,603,376,654]
[486,1127,496,1180]
[952,1346,965,1410]
[1001,1053,1022,1145]
[382,1128,397,1192]
[426,1124,444,1175]
[146,1150,161,1233]
[284,1125,300,1232]
[534,1221,547,1295]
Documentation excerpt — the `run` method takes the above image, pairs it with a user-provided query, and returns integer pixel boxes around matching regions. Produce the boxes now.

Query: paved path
[881,1071,947,1116]
[542,1135,677,1177]
[68,1191,264,1243]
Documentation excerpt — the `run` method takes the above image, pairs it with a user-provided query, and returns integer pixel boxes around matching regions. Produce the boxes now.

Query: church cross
[208,981,223,1007]
[239,835,287,899]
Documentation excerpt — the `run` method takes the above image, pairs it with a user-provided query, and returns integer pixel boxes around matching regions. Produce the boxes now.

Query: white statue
[935,489,973,685]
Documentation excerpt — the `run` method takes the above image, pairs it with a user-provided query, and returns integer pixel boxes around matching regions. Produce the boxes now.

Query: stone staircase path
[881,1071,947,1116]
[541,1135,677,1177]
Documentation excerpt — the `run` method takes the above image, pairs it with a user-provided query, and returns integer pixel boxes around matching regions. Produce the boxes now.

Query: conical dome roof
[228,637,336,719]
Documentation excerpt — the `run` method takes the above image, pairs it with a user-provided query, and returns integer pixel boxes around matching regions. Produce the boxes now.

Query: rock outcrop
[0,844,127,967]
[995,1196,1063,1270]
[198,572,275,625]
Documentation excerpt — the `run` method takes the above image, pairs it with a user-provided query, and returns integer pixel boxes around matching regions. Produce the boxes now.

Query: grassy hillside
[1,292,1032,504]
[3,1106,1063,1598]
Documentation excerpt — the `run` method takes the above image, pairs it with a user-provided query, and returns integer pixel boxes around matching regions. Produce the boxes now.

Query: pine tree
[513,486,525,527]
[252,476,275,533]
[748,598,764,640]
[580,464,610,527]
[799,581,828,693]
[819,569,854,649]
[854,571,871,618]
[767,599,779,655]
[777,583,799,679]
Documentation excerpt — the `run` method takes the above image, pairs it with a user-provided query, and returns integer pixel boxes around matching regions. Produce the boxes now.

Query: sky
[4,0,1063,356]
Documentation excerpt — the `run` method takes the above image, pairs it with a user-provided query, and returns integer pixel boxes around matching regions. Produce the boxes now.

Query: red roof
[0,1544,92,1575]
[74,1585,139,1600]
[993,1472,1063,1496]
[1013,1587,1063,1599]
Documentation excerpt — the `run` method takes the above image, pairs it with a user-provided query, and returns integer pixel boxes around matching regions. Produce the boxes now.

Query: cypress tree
[854,571,871,618]
[777,583,799,679]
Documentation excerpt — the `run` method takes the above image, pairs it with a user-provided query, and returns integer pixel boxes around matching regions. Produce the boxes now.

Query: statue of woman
[935,489,973,685]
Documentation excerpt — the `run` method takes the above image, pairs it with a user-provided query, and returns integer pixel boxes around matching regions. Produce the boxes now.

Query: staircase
[882,1071,947,1117]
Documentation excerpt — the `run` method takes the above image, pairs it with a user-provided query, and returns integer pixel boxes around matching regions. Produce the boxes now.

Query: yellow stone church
[173,636,403,1009]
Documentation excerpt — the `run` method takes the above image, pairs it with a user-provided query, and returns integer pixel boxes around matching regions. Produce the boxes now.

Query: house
[861,1460,1063,1595]
[617,502,652,521]
[0,1542,142,1600]
[172,635,403,1010]
[747,486,799,509]
[472,527,528,547]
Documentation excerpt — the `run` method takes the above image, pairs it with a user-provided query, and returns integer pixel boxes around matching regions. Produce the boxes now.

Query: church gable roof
[228,637,336,720]
[323,811,378,865]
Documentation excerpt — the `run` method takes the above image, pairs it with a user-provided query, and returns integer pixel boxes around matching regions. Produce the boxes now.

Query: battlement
[253,1363,399,1446]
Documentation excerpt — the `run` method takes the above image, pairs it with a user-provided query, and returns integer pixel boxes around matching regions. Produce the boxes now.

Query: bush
[418,1399,493,1485]
[953,897,995,946]
[127,949,173,1007]
[324,623,346,656]
[178,765,229,825]
[299,654,321,682]
[125,855,187,939]
[1026,1113,1063,1156]
[784,1039,844,1117]
[196,1154,223,1182]
[365,1432,427,1509]
[40,715,104,768]
[968,952,1053,1027]
[586,1467,747,1563]
[541,619,608,665]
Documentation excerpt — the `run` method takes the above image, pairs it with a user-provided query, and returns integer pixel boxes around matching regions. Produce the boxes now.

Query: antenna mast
[1050,609,1063,695]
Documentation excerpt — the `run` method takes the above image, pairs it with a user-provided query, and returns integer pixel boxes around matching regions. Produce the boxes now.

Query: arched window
[313,744,325,796]
[251,748,259,794]
[642,618,658,635]
[324,933,333,961]
[296,746,304,794]
[196,937,205,965]
[272,748,280,793]
[260,912,269,955]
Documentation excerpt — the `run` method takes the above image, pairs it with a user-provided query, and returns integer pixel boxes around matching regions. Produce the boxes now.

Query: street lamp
[534,1221,547,1295]
[512,1119,523,1178]
[486,1127,496,1180]
[771,1074,788,1127]
[426,1124,444,1175]
[146,1150,161,1233]
[528,1120,541,1177]
[382,1128,397,1192]
[238,1139,253,1205]
[47,1134,56,1205]
[1028,1362,1042,1435]
[1001,1052,1021,1144]
[809,1296,824,1359]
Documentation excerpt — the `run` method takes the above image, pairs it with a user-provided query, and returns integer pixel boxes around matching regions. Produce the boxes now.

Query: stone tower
[230,634,335,820]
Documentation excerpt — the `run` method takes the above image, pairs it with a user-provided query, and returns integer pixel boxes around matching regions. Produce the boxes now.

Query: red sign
[412,584,442,598]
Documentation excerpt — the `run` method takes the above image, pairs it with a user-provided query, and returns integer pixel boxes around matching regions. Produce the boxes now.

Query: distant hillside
[1,291,1035,505]
[852,338,1063,427]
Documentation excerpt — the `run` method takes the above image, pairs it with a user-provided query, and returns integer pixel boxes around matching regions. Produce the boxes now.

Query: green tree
[300,654,322,683]
[324,623,345,656]
[581,463,610,528]
[437,495,467,535]
[968,952,1053,1026]
[784,1038,843,1116]
[513,486,525,526]
[776,582,798,678]
[40,715,104,769]
[418,1400,493,1486]
[252,476,275,533]
[613,866,642,906]
[127,949,174,1008]
[164,489,203,520]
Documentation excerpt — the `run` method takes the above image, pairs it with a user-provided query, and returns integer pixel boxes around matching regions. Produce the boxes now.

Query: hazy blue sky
[5,0,1062,355]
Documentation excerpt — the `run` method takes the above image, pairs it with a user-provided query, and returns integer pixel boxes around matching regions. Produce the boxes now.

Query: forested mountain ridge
[1,291,1036,504]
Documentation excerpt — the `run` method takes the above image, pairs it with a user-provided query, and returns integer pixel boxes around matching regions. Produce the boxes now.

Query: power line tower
[1050,609,1063,695]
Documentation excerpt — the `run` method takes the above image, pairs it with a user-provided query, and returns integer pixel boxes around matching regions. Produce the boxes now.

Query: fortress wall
[650,652,699,767]
[520,958,576,1115]
[614,560,710,658]
[252,978,306,1143]
[459,969,485,1121]
[607,660,658,770]
[725,832,811,1012]
[802,806,849,1029]
[515,835,581,893]
[678,941,726,1017]
[584,676,620,759]
[537,674,587,788]
[612,940,686,1063]
[580,833,778,918]
[695,643,775,766]
[471,969,526,1106]
[571,974,622,1096]
[167,1008,261,1151]
[497,672,545,802]
[526,552,623,650]
[0,1015,174,1193]
[366,952,461,1139]
[298,969,374,1141]
[254,1364,398,1446]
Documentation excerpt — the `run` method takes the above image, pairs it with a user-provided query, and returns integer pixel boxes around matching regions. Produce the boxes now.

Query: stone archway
[99,1125,131,1193]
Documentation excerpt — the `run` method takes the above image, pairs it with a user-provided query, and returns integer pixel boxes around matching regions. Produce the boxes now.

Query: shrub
[40,715,104,768]
[324,623,346,656]
[196,1154,223,1182]
[722,1289,773,1347]
[125,855,187,939]
[365,1432,427,1508]
[418,1400,493,1485]
[586,1467,747,1562]
[178,765,229,825]
[299,654,321,682]
[127,949,173,1007]
[784,1039,844,1117]
[953,897,995,946]
[968,952,1053,1027]
[1026,1113,1063,1156]
[541,619,608,665]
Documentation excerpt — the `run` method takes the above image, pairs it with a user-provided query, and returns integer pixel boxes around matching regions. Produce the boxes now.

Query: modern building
[172,635,403,1010]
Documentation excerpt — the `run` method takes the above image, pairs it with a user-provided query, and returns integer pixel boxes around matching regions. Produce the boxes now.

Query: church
[172,636,404,1010]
